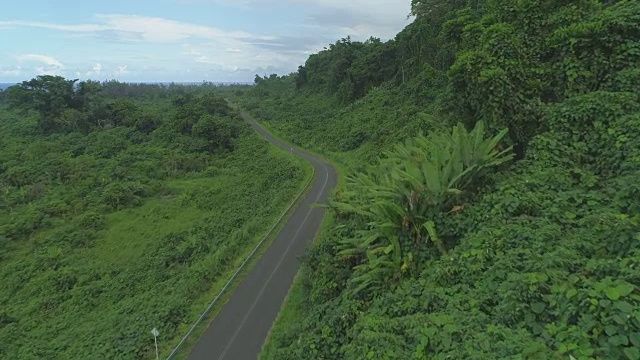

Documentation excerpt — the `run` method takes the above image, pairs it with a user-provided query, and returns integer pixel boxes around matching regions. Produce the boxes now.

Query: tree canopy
[224,0,640,359]
[0,77,309,359]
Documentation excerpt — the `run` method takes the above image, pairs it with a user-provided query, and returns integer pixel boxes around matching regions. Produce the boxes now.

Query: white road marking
[216,163,330,360]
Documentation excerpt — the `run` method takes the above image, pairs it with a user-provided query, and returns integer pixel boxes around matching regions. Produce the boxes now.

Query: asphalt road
[187,112,338,360]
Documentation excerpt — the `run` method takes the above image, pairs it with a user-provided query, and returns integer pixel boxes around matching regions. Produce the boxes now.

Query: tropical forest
[0,78,309,358]
[223,0,640,359]
[1,0,639,359]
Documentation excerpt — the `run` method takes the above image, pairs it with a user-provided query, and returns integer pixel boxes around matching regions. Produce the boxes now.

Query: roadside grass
[0,114,312,359]
[259,214,337,360]
[162,136,315,360]
[94,192,217,265]
[232,105,349,184]
[0,100,329,359]
[224,106,347,360]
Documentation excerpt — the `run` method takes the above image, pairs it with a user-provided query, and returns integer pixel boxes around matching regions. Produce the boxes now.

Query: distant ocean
[0,81,251,90]
[141,82,253,85]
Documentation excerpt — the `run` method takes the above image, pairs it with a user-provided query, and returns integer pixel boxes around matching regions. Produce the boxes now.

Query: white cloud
[85,62,102,77]
[1,0,412,81]
[16,54,64,68]
[0,20,106,32]
[34,66,62,76]
[15,54,64,76]
[180,42,300,76]
[2,15,292,79]
[304,0,413,40]
[300,0,411,22]
[179,0,254,9]
[0,66,22,77]
[114,65,129,76]
[0,15,276,44]
[206,0,412,39]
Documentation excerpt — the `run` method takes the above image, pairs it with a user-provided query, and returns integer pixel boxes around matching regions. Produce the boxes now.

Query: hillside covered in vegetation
[0,77,308,359]
[223,0,640,359]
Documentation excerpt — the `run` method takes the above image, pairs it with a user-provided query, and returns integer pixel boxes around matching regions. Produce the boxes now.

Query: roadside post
[151,327,160,360]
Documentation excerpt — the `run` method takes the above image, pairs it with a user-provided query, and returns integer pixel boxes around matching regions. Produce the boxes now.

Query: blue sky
[0,0,412,83]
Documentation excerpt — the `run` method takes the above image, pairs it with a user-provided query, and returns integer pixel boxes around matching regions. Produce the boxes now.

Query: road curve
[187,112,338,360]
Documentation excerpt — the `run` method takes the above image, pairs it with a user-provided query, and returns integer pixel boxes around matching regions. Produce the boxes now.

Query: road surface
[187,112,338,360]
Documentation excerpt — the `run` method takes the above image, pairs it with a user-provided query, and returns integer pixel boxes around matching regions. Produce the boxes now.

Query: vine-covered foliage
[221,0,640,359]
[0,78,307,359]
[334,121,514,297]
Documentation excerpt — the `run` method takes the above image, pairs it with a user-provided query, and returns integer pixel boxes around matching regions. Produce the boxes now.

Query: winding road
[187,112,338,360]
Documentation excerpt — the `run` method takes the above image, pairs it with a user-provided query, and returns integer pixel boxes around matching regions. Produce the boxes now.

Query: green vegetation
[222,0,640,359]
[0,76,308,359]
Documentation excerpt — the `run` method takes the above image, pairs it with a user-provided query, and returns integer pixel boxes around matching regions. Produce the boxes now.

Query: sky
[0,0,413,83]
